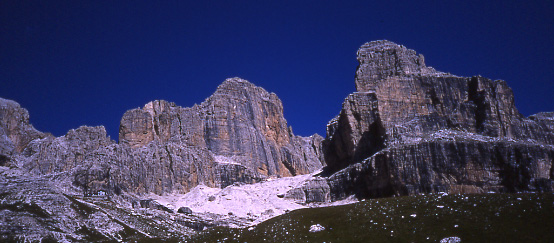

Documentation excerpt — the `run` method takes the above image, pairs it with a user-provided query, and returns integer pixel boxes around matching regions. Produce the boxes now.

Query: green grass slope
[188,193,554,243]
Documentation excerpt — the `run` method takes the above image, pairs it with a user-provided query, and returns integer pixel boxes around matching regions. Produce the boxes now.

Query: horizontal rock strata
[293,40,554,202]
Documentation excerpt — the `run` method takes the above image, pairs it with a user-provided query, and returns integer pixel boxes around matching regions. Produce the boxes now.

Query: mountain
[1,40,553,242]
[288,40,554,203]
[0,78,323,241]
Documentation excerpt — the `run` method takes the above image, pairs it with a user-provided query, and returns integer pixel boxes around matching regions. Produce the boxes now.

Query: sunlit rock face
[0,98,45,155]
[298,40,554,202]
[1,78,324,197]
[119,78,324,182]
[353,40,546,144]
[354,40,449,93]
[18,126,114,174]
[1,39,553,241]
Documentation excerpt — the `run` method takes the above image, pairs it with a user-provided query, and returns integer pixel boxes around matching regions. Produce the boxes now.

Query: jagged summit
[1,40,553,242]
[356,40,452,92]
[117,76,323,185]
[212,77,279,105]
[0,97,45,153]
[215,77,262,93]
[304,41,554,203]
[218,77,253,86]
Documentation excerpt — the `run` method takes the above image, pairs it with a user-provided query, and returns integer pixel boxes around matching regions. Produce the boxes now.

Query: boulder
[178,207,193,214]
[139,199,173,213]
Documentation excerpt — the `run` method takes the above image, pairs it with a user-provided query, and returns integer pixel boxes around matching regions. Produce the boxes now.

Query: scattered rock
[262,209,274,216]
[309,224,325,233]
[178,207,193,214]
[1,40,554,241]
[139,199,173,213]
[440,236,462,243]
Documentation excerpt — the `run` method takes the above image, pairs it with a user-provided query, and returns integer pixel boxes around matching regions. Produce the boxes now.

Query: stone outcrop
[119,78,323,179]
[18,126,113,174]
[354,40,450,93]
[293,40,554,203]
[178,206,193,214]
[0,98,44,156]
[1,39,554,241]
[73,141,262,196]
[323,92,386,173]
[1,78,324,197]
[0,78,325,241]
[137,199,173,213]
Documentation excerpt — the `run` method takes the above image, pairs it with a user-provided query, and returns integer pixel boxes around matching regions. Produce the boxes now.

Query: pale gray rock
[0,98,44,155]
[310,40,554,203]
[7,78,323,198]
[0,167,203,242]
[74,141,262,196]
[119,78,324,180]
[440,236,462,243]
[355,40,450,93]
[2,40,554,241]
[284,178,331,204]
[18,126,113,174]
[309,224,325,233]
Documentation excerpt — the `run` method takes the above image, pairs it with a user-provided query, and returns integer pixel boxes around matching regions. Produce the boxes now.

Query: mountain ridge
[1,40,553,242]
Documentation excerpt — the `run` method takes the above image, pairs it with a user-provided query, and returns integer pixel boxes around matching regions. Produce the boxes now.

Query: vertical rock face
[355,40,447,92]
[119,78,323,180]
[353,40,534,144]
[19,126,113,174]
[2,40,551,207]
[0,98,44,155]
[300,40,554,202]
[1,78,324,197]
[323,92,385,173]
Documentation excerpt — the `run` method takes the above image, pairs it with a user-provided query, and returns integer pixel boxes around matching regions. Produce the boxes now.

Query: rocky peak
[310,41,554,203]
[0,98,44,154]
[355,40,450,92]
[216,77,258,90]
[119,100,179,147]
[118,77,323,179]
[64,126,113,150]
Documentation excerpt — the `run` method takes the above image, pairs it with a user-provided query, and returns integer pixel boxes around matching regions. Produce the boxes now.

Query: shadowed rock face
[292,40,554,202]
[323,92,386,173]
[354,40,536,143]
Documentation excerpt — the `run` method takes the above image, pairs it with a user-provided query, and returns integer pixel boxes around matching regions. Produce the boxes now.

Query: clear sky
[1,1,553,140]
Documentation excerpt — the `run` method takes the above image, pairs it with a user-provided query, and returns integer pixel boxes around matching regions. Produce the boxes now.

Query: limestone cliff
[298,40,554,202]
[119,78,323,178]
[0,98,45,156]
[2,40,554,242]
[0,78,324,197]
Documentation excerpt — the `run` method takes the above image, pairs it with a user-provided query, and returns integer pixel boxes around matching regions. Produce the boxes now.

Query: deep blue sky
[1,1,553,140]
